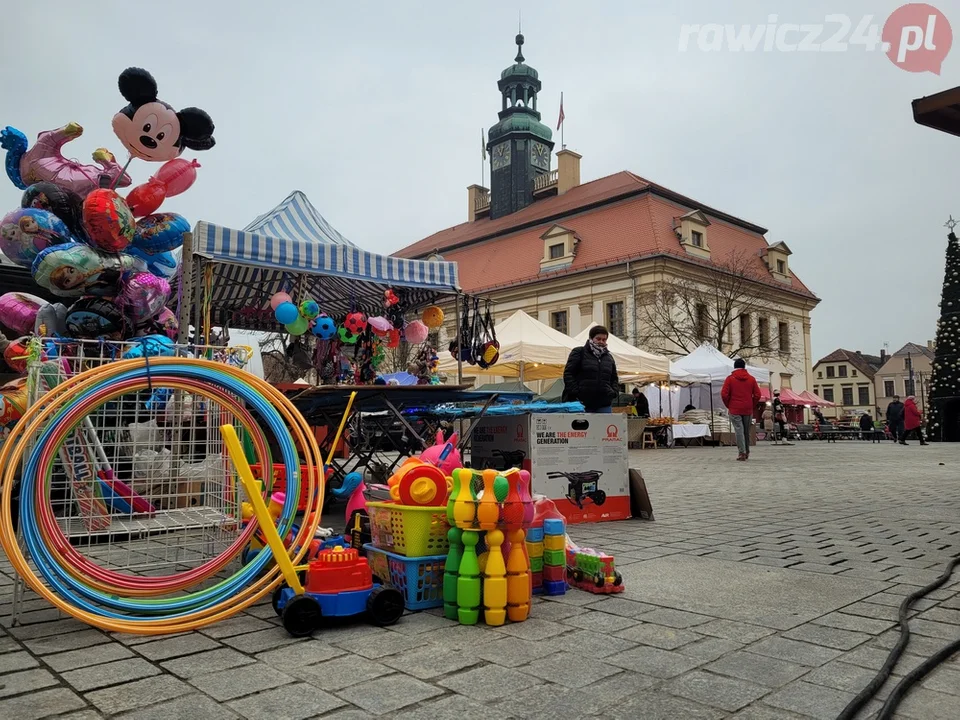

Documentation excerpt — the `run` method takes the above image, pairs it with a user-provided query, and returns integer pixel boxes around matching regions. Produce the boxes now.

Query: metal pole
[454,294,462,384]
[177,231,194,344]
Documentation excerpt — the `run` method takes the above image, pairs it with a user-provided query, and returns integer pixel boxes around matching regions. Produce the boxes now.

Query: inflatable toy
[0,208,74,267]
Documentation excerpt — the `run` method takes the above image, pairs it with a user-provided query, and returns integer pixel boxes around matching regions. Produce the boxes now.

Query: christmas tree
[926,220,960,441]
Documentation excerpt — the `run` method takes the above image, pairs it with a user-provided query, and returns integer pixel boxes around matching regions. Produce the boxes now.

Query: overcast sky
[2,0,959,360]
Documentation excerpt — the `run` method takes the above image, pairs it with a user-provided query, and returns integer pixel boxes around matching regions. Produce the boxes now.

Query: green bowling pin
[443,527,463,620]
[457,530,481,625]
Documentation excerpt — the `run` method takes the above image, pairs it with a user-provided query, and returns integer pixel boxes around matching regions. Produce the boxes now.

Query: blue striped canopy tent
[190,191,459,331]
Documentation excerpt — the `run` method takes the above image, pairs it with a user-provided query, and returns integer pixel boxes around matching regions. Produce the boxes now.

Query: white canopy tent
[439,310,577,381]
[571,328,670,383]
[671,343,770,383]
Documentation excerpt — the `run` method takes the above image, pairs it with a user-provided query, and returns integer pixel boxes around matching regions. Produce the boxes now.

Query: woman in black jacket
[562,325,619,413]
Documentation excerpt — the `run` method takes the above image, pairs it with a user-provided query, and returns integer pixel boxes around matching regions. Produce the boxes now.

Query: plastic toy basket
[366,501,450,557]
[364,544,446,610]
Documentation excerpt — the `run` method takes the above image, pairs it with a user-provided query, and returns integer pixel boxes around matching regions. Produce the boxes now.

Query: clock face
[531,142,550,170]
[491,142,511,170]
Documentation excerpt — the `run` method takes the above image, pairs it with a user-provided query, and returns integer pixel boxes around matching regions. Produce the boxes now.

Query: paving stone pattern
[0,442,958,717]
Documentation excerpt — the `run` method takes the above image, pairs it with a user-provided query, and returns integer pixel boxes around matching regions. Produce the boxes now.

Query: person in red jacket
[721,358,762,461]
[901,396,928,445]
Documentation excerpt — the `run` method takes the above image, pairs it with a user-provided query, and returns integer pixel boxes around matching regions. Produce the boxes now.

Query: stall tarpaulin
[799,390,836,407]
[471,413,630,524]
[671,343,771,383]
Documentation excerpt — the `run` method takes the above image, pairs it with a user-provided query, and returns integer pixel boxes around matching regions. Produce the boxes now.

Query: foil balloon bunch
[0,67,215,361]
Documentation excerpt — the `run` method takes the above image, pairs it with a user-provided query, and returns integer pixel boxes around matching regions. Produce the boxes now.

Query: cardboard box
[472,413,631,525]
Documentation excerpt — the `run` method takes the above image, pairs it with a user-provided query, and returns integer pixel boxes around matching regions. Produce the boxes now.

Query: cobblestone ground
[1,441,959,719]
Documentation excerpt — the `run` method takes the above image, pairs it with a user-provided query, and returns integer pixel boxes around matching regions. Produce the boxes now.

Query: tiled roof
[892,342,935,361]
[814,349,882,378]
[392,170,816,299]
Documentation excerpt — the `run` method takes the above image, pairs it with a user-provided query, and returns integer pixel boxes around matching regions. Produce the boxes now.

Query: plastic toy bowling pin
[446,469,461,525]
[518,470,535,526]
[477,469,499,530]
[483,530,507,626]
[507,528,531,622]
[457,530,481,625]
[443,527,463,621]
[501,470,524,530]
[452,469,476,529]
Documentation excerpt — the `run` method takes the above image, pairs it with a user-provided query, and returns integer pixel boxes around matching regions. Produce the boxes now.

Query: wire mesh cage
[10,338,261,623]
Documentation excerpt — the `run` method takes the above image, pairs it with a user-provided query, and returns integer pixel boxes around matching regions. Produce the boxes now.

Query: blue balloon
[274,302,299,325]
[122,334,175,359]
[1,126,28,190]
[131,213,189,255]
[125,246,180,281]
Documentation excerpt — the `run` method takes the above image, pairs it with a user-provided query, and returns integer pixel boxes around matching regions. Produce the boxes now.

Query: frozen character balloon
[112,68,215,163]
[33,242,139,298]
[0,208,74,267]
[1,123,132,195]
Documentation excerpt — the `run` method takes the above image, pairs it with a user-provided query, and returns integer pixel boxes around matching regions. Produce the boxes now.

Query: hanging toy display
[368,316,392,337]
[404,319,429,345]
[312,314,336,339]
[383,289,399,307]
[338,326,360,344]
[422,305,444,329]
[299,299,320,319]
[344,311,368,335]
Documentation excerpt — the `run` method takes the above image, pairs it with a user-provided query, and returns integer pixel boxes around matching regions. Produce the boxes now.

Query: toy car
[272,545,404,637]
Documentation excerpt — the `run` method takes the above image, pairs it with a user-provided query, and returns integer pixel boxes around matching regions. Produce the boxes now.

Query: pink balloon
[152,159,200,197]
[19,123,132,197]
[153,307,179,339]
[119,273,170,324]
[270,292,292,310]
[0,292,47,335]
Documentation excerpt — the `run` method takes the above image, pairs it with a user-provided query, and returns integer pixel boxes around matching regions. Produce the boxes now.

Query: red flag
[557,92,565,130]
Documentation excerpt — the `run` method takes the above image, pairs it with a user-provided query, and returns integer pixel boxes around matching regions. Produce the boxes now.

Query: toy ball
[82,189,135,253]
[119,272,170,324]
[285,316,309,336]
[404,319,429,345]
[0,208,74,267]
[131,212,188,255]
[338,326,359,344]
[422,305,444,329]
[0,292,47,335]
[270,292,292,310]
[312,314,336,339]
[65,297,128,339]
[344,311,368,334]
[299,299,320,319]
[21,182,85,239]
[3,338,30,374]
[274,301,299,325]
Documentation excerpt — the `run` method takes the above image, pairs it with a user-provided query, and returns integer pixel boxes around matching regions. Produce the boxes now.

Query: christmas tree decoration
[926,218,960,441]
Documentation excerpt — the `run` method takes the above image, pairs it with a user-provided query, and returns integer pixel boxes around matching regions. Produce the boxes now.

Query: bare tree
[259,333,309,384]
[637,250,799,364]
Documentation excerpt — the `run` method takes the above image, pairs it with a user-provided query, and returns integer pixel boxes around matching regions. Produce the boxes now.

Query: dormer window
[674,210,711,259]
[765,241,793,284]
[776,259,785,274]
[539,224,579,272]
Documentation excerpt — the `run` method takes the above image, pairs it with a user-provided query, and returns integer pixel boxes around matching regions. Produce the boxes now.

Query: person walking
[772,390,792,444]
[762,406,776,443]
[632,387,650,418]
[721,358,761,461]
[886,396,905,443]
[901,396,928,445]
[562,325,619,413]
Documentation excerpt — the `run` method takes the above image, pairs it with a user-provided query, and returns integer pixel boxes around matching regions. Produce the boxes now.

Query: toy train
[566,546,623,594]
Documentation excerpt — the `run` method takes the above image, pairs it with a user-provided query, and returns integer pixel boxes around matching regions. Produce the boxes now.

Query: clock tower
[487,33,555,220]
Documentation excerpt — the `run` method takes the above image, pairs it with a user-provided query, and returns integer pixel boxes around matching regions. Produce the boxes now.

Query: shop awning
[758,387,806,405]
[191,191,460,330]
[799,390,836,407]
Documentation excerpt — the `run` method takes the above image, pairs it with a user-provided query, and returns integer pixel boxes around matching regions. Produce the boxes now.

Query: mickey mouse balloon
[112,68,215,163]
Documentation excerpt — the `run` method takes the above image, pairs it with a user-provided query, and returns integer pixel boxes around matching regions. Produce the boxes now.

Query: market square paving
[1,440,959,719]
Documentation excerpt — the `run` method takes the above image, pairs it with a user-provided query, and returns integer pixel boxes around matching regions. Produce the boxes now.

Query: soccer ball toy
[344,311,367,334]
[312,314,336,339]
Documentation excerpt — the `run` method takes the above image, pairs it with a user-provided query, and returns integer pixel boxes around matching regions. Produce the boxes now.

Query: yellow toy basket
[366,501,450,557]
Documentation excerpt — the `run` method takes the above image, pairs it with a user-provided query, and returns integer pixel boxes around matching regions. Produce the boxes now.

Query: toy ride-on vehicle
[272,544,404,637]
[548,470,606,509]
[566,546,624,594]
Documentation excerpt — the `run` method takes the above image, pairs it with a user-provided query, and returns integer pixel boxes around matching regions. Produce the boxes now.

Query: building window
[549,243,565,260]
[858,386,870,406]
[551,310,568,335]
[826,366,835,378]
[842,387,854,405]
[852,369,858,377]
[817,371,822,378]
[606,301,625,338]
[838,365,847,378]
[822,387,834,402]
[739,314,751,345]
[691,230,703,248]
[758,317,769,349]
[695,303,708,341]
[778,322,789,353]
[776,259,786,274]
[884,380,895,397]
